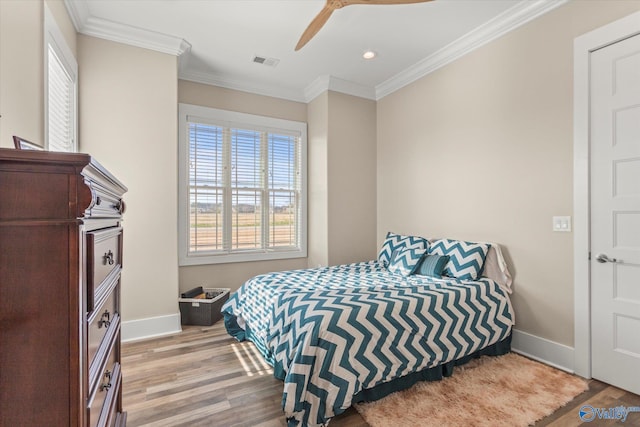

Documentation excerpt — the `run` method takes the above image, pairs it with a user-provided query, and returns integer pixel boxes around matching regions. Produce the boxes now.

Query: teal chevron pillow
[428,239,490,280]
[415,254,450,278]
[388,247,427,276]
[378,232,429,266]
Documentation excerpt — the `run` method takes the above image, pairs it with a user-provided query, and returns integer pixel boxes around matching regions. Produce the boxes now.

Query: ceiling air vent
[252,55,280,67]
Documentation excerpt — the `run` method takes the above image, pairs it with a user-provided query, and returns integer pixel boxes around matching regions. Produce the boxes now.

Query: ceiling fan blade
[295,0,433,51]
[295,5,335,51]
[342,0,433,5]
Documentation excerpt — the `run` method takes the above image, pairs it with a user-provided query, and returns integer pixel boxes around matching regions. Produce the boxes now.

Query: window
[45,6,77,152]
[178,103,307,265]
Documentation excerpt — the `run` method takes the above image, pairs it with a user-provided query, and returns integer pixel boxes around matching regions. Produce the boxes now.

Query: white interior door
[590,33,640,395]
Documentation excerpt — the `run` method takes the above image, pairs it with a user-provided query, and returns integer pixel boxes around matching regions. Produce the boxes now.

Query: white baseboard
[511,328,576,373]
[121,313,182,343]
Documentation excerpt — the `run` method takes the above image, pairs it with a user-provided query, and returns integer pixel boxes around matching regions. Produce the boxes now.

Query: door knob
[596,253,621,263]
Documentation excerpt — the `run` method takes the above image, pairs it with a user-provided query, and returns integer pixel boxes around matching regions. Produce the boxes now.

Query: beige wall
[178,80,309,292]
[307,92,329,268]
[377,0,640,347]
[78,35,179,321]
[307,91,378,268]
[179,80,307,122]
[0,0,44,147]
[327,92,377,266]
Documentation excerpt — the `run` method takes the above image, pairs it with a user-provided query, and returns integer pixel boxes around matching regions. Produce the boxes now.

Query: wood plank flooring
[122,322,640,427]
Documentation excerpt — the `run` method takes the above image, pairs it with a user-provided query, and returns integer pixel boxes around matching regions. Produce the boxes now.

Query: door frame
[573,10,640,379]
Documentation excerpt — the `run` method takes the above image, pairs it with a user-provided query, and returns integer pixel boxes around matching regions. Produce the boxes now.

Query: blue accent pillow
[388,247,427,276]
[428,239,491,280]
[415,254,450,278]
[378,232,429,266]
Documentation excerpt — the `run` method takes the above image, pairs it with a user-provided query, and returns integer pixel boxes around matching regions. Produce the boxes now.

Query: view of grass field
[189,212,296,250]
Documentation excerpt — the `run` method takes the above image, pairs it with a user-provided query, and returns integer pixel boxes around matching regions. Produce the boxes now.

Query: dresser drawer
[89,309,121,396]
[88,283,119,367]
[87,227,122,313]
[102,383,126,427]
[87,181,126,219]
[88,355,122,427]
[98,363,123,427]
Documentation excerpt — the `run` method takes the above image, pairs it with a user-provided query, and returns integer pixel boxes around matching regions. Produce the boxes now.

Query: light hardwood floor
[122,322,640,427]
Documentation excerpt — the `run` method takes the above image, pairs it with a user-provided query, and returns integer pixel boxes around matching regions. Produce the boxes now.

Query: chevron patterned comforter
[222,260,514,427]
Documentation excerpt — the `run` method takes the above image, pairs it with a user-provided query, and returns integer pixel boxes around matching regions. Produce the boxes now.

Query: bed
[222,234,515,426]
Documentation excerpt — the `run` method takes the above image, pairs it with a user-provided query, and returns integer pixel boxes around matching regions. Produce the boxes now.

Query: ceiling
[65,0,566,102]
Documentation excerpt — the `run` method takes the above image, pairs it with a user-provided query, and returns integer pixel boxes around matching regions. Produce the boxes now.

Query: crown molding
[64,0,89,32]
[179,70,377,104]
[179,69,307,103]
[326,76,376,101]
[375,0,569,100]
[304,75,376,103]
[304,75,332,103]
[64,0,190,56]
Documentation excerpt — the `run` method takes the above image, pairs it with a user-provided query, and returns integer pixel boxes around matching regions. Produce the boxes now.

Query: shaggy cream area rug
[354,353,588,427]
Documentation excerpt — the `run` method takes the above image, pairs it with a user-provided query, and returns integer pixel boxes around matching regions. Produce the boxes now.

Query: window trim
[178,103,308,266]
[44,5,78,153]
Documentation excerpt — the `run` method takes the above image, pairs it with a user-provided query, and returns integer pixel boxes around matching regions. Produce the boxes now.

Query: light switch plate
[553,216,571,232]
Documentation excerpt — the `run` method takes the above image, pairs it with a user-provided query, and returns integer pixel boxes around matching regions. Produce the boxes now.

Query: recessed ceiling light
[363,50,377,60]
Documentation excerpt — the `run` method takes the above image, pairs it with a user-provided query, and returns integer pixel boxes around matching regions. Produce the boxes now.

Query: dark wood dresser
[0,148,127,426]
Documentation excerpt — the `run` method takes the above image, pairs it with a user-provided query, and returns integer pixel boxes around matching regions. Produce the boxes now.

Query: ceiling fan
[295,0,435,51]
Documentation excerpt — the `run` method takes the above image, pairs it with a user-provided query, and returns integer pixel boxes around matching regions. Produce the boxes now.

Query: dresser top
[0,148,127,195]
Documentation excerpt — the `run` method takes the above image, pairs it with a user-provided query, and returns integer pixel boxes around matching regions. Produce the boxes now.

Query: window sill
[178,248,307,266]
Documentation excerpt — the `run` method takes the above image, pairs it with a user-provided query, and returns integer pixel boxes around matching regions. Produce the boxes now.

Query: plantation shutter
[47,45,76,152]
[189,123,224,252]
[186,117,301,255]
[268,133,300,249]
[44,5,77,153]
[230,128,263,250]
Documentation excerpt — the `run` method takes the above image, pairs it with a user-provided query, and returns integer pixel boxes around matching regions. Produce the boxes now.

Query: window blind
[187,120,302,256]
[47,45,75,152]
[189,123,224,252]
[268,133,300,249]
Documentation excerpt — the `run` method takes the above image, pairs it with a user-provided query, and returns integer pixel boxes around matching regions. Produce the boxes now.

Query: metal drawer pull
[113,200,125,214]
[98,310,111,329]
[101,370,112,392]
[596,253,621,263]
[103,250,114,266]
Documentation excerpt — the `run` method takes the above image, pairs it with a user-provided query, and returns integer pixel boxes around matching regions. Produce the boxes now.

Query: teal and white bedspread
[222,260,514,426]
